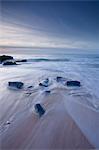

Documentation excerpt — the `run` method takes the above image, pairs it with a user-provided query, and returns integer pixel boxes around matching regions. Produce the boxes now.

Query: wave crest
[28,58,69,62]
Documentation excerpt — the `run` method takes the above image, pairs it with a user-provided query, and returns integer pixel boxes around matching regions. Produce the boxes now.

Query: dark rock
[45,90,51,94]
[8,81,24,89]
[28,86,33,88]
[44,78,49,84]
[16,59,27,62]
[39,83,48,87]
[0,55,13,63]
[39,78,49,87]
[3,61,17,66]
[34,103,45,117]
[5,121,11,125]
[26,92,32,95]
[56,76,63,82]
[56,76,66,82]
[66,81,81,87]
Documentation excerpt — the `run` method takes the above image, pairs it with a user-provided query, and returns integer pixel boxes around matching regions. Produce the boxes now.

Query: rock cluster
[0,55,13,63]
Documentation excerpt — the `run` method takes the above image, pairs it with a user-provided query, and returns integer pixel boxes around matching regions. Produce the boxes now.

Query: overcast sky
[1,1,99,50]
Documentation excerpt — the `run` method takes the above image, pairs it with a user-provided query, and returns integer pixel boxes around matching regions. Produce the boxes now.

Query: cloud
[0,21,98,49]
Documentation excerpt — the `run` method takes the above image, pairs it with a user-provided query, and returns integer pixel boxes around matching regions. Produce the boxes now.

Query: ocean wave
[85,63,99,68]
[28,58,69,62]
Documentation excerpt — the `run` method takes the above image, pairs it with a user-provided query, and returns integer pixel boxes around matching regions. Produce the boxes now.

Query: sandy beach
[0,81,98,149]
[0,53,99,150]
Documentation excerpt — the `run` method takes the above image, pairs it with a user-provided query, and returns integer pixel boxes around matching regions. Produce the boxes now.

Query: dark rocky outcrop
[8,81,24,89]
[66,81,81,87]
[0,55,13,63]
[34,103,45,117]
[3,60,17,66]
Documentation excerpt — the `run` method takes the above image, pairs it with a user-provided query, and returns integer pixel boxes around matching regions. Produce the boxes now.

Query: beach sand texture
[1,85,98,149]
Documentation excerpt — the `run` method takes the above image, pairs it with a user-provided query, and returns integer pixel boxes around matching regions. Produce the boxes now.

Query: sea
[0,48,99,110]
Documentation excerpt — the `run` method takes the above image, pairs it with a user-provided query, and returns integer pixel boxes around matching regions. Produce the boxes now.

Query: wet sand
[0,88,95,149]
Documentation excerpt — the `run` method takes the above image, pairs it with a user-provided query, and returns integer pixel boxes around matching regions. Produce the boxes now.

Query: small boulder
[28,85,33,88]
[39,83,48,87]
[45,90,51,94]
[44,78,49,84]
[66,81,81,87]
[0,55,13,63]
[56,76,63,82]
[8,81,24,89]
[34,103,45,117]
[39,78,49,87]
[5,121,11,125]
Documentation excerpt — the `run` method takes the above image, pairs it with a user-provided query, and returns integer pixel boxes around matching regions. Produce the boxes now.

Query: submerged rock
[0,55,13,63]
[26,92,32,96]
[44,78,49,83]
[39,78,49,87]
[16,59,27,62]
[45,90,51,94]
[66,81,81,87]
[56,76,64,82]
[5,121,11,125]
[3,60,17,66]
[28,85,33,88]
[39,83,48,87]
[34,103,45,117]
[8,81,24,89]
